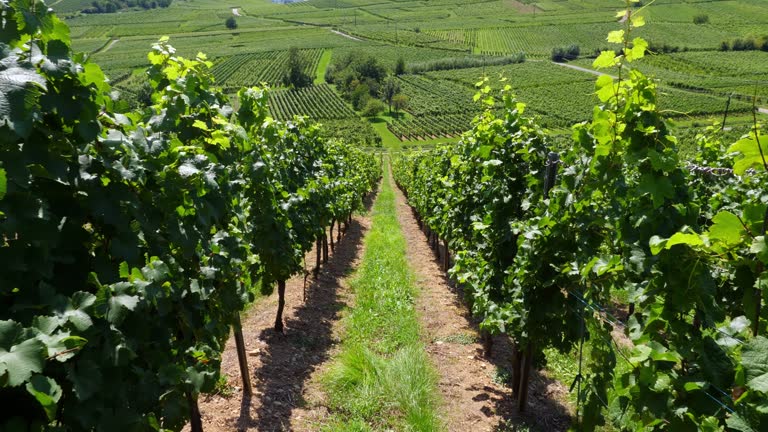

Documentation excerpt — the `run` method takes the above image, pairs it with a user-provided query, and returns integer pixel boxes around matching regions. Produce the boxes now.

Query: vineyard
[393,15,768,431]
[211,49,324,90]
[269,84,357,120]
[4,0,768,431]
[388,113,472,141]
[0,4,378,431]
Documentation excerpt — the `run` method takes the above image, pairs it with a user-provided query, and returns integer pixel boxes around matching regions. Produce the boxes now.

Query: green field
[59,0,768,146]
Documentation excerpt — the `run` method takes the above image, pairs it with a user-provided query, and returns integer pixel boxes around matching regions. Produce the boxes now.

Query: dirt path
[330,29,363,42]
[392,177,572,432]
[94,38,120,54]
[191,191,377,431]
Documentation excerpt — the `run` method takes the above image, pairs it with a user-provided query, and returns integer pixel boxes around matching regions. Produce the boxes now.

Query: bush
[551,45,579,62]
[225,17,237,30]
[693,14,709,25]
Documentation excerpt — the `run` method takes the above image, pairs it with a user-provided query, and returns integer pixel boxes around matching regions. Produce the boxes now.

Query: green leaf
[0,168,6,200]
[629,344,652,363]
[708,211,744,246]
[593,51,618,69]
[0,321,46,387]
[742,337,768,393]
[726,412,758,432]
[0,58,47,138]
[25,375,62,420]
[650,232,703,255]
[699,337,734,389]
[108,294,140,324]
[728,135,768,175]
[607,30,624,44]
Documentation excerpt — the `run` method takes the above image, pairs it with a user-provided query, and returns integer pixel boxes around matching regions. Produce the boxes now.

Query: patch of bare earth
[392,182,572,432]
[507,0,537,14]
[190,189,377,432]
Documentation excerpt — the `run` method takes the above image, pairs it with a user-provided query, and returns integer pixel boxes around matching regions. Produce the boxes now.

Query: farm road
[331,29,363,41]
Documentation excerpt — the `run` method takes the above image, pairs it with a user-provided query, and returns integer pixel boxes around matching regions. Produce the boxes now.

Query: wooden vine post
[330,221,335,252]
[233,313,253,398]
[314,236,322,277]
[443,238,450,271]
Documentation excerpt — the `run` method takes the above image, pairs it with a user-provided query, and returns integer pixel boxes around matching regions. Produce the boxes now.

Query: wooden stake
[443,239,450,271]
[517,341,534,412]
[511,342,522,399]
[314,237,322,277]
[322,232,329,263]
[329,221,335,252]
[233,313,252,398]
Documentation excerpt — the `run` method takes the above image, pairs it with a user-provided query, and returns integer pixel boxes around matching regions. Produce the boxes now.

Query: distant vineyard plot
[269,84,357,120]
[212,49,323,89]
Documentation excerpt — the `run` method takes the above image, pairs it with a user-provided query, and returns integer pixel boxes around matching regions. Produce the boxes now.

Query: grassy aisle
[321,167,441,432]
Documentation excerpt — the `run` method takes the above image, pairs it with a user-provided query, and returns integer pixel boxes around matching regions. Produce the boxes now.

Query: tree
[382,77,401,114]
[226,17,238,30]
[392,94,409,117]
[350,83,371,110]
[282,47,312,88]
[395,57,406,75]
[361,99,386,117]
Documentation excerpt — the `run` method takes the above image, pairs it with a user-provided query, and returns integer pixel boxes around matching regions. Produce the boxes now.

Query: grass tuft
[322,170,441,431]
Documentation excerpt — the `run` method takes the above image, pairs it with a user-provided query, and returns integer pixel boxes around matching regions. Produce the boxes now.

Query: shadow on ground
[229,188,378,432]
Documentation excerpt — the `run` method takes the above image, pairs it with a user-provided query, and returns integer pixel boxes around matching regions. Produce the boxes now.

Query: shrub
[225,17,237,30]
[693,14,709,25]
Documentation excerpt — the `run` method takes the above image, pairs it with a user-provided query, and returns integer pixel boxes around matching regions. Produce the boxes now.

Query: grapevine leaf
[0,168,6,200]
[742,337,768,393]
[593,51,618,69]
[607,30,624,44]
[625,38,648,62]
[649,232,702,255]
[108,294,140,324]
[708,211,744,246]
[66,359,102,401]
[750,237,768,262]
[698,337,734,389]
[25,375,62,420]
[0,320,46,387]
[728,136,768,175]
[726,412,758,432]
[0,59,46,138]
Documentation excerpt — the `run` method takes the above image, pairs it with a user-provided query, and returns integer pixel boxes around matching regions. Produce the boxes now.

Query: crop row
[388,113,473,141]
[397,75,478,116]
[212,49,324,89]
[269,84,357,120]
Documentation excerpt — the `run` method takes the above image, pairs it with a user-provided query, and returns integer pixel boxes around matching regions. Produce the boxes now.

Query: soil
[391,178,573,432]
[188,190,376,432]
